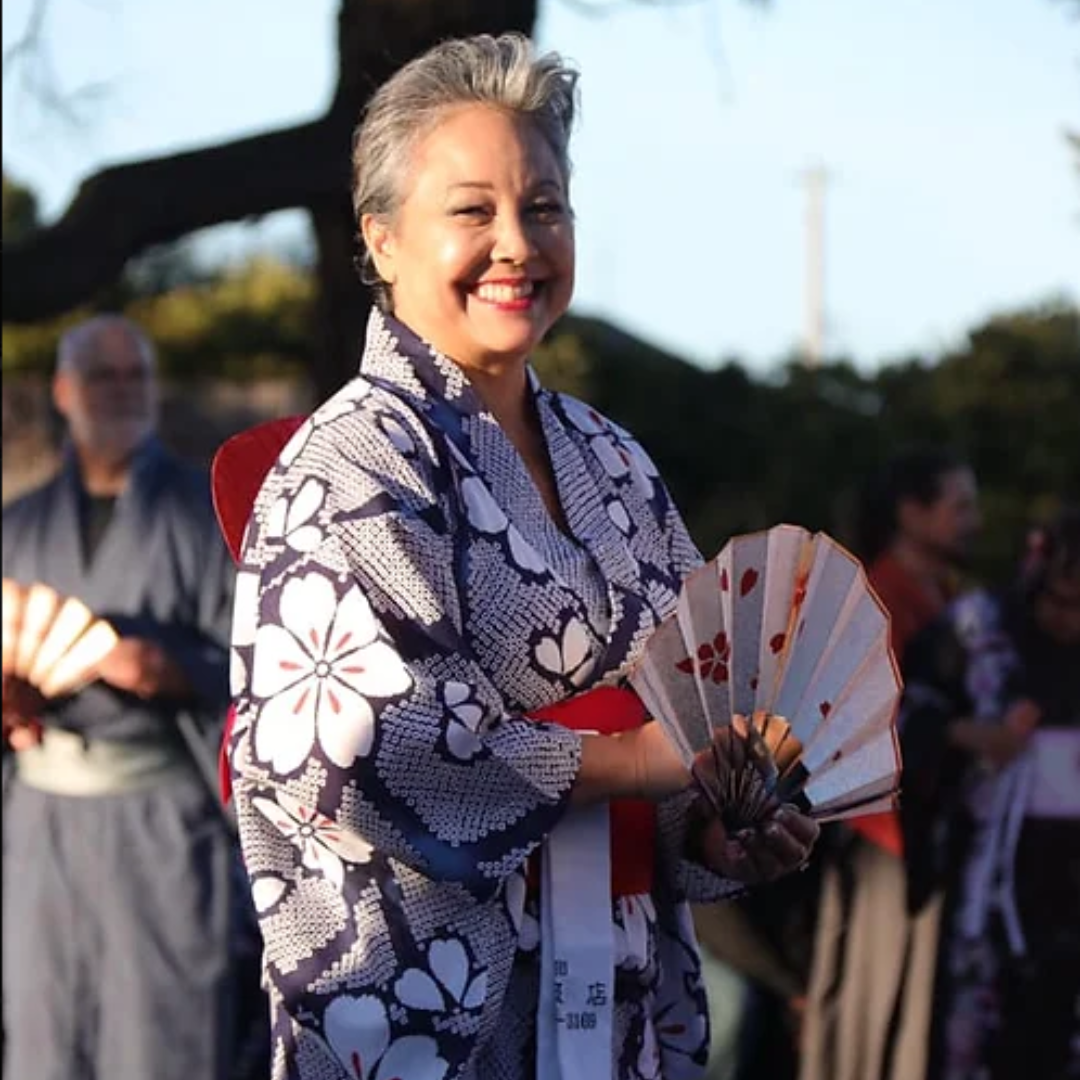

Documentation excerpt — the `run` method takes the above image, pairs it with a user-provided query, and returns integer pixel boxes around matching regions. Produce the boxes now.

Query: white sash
[960,728,1080,956]
[538,803,615,1080]
[1027,728,1080,819]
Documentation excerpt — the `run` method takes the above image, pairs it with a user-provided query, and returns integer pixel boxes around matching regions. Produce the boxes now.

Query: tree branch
[2,110,355,322]
[2,0,540,327]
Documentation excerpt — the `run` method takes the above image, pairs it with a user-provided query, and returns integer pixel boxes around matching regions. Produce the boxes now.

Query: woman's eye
[452,205,490,219]
[529,201,564,220]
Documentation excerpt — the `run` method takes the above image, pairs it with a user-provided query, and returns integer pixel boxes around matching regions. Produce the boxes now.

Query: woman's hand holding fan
[630,524,903,877]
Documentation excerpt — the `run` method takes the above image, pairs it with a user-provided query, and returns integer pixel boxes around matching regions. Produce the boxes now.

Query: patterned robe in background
[902,589,1080,1080]
[228,311,740,1080]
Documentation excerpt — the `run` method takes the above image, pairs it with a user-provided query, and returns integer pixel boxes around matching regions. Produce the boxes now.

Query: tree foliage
[2,172,40,241]
[537,300,1080,579]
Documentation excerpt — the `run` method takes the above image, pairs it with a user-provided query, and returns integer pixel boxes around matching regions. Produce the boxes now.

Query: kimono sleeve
[152,514,235,718]
[234,453,583,902]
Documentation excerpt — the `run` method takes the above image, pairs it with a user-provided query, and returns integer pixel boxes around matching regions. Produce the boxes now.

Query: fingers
[697,817,757,883]
[720,806,819,884]
[7,723,42,752]
[775,804,821,848]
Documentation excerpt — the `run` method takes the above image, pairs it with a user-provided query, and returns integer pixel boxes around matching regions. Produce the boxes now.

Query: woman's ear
[360,214,396,287]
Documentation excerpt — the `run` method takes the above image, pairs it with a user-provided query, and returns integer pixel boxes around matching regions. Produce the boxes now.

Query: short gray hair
[352,32,579,308]
[57,315,156,375]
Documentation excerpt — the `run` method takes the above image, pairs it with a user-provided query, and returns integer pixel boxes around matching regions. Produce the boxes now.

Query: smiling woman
[226,32,819,1080]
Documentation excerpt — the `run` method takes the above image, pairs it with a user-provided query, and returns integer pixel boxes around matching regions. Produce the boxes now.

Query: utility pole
[802,165,828,368]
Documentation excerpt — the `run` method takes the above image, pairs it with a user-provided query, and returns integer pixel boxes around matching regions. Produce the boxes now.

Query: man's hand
[97,639,191,701]
[2,673,45,750]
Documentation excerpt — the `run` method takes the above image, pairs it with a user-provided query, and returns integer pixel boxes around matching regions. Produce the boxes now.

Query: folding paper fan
[629,524,902,830]
[1,579,119,698]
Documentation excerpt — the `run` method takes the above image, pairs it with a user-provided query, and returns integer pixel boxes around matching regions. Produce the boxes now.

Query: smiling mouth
[472,279,542,307]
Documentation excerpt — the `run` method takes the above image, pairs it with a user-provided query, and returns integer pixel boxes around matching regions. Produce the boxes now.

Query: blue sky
[3,0,1077,372]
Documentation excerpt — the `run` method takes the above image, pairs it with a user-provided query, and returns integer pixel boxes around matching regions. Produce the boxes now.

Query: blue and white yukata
[228,310,740,1080]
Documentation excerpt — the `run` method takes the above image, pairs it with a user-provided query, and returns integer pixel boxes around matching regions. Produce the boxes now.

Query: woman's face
[363,104,575,377]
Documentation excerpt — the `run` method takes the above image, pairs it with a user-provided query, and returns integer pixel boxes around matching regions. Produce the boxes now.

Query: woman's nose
[492,212,536,265]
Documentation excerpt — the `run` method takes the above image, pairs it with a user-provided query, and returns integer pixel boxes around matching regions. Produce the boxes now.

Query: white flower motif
[534,617,595,687]
[505,871,540,953]
[394,937,487,1014]
[442,681,486,760]
[652,933,708,1065]
[372,1037,448,1080]
[507,527,547,574]
[625,440,658,501]
[252,572,411,774]
[614,894,655,970]
[561,398,609,436]
[232,569,262,647]
[251,874,288,914]
[636,1024,663,1080]
[252,790,373,888]
[266,477,327,552]
[325,994,388,1079]
[591,436,632,480]
[378,414,416,455]
[461,476,508,534]
[605,498,632,535]
[279,392,368,468]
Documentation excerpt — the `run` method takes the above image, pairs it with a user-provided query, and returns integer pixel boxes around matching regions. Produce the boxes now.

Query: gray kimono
[2,438,238,1080]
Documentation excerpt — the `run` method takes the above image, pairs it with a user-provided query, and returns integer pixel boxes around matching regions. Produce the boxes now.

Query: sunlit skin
[362,104,575,416]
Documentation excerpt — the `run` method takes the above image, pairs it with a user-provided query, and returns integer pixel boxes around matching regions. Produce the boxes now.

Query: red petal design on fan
[769,632,786,654]
[676,657,695,674]
[698,642,714,661]
[750,676,759,690]
[712,662,729,684]
[820,700,832,717]
[740,568,759,596]
[720,568,729,592]
[792,572,809,609]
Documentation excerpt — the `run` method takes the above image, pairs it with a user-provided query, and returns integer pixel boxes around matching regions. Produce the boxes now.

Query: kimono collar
[359,308,543,427]
[59,435,170,502]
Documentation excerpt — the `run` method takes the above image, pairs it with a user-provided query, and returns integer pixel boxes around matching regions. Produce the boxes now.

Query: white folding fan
[629,524,902,830]
[2,579,119,699]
